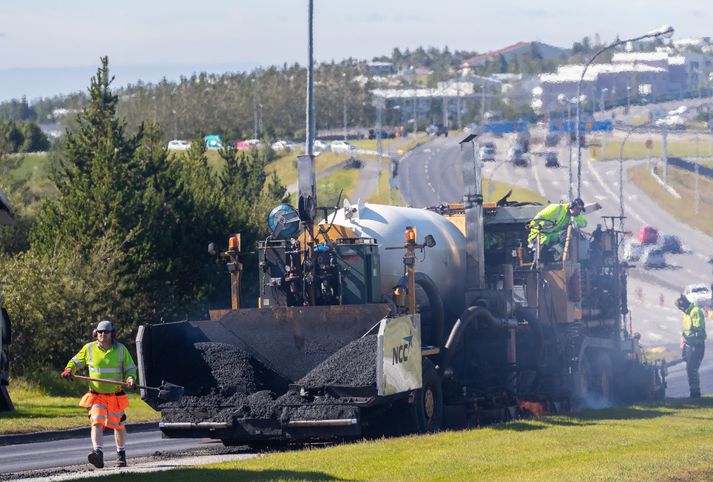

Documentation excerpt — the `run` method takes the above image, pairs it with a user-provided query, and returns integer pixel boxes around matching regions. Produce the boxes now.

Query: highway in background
[398,130,713,397]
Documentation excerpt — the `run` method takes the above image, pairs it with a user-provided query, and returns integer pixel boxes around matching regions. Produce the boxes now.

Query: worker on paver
[528,198,587,260]
[61,320,137,469]
[676,294,707,398]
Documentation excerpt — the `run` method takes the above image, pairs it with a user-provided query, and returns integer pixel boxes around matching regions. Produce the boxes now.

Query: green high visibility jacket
[65,341,137,393]
[528,202,587,246]
[682,303,707,345]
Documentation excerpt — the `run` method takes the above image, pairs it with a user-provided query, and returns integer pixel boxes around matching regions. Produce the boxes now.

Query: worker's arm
[530,204,560,231]
[573,213,587,228]
[62,343,89,379]
[65,343,89,372]
[122,345,138,388]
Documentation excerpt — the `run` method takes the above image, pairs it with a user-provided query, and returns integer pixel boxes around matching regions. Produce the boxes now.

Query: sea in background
[0,62,258,104]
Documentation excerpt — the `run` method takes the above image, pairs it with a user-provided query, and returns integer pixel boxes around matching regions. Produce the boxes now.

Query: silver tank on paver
[328,200,466,316]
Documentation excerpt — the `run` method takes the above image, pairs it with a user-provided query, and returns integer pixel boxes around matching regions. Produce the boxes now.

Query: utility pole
[305,0,315,156]
[342,73,348,141]
[375,97,384,197]
[662,126,668,185]
[695,162,700,214]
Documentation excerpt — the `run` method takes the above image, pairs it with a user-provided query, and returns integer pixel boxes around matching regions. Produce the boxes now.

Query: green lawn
[0,375,159,434]
[590,140,713,161]
[628,164,713,238]
[92,398,713,481]
[484,178,548,204]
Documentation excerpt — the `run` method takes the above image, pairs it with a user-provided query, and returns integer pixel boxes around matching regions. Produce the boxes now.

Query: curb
[0,421,158,447]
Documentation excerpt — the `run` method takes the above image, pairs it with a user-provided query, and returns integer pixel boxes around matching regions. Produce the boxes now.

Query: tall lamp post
[305,0,315,156]
[575,24,674,198]
[558,94,582,201]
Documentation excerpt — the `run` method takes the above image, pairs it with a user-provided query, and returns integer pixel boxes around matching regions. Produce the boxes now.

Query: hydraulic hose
[438,305,516,376]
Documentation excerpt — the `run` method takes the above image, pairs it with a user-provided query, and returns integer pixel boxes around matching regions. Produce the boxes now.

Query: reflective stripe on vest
[87,342,123,381]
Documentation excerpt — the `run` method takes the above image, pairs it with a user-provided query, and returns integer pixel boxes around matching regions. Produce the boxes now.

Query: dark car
[659,234,682,253]
[544,132,560,147]
[368,128,394,140]
[426,124,448,137]
[544,152,559,168]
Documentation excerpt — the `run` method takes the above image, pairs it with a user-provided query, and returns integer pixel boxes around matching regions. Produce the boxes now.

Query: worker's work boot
[88,449,104,469]
[116,450,127,467]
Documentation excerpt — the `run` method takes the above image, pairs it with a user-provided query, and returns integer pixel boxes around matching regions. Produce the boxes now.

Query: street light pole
[618,127,635,231]
[558,94,575,200]
[305,0,315,156]
[576,25,674,198]
[342,73,348,141]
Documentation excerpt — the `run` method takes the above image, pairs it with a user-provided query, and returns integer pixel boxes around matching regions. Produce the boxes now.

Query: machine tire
[410,359,443,433]
[576,350,612,408]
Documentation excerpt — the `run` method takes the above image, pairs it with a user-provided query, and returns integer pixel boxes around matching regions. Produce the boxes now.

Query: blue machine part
[268,204,300,238]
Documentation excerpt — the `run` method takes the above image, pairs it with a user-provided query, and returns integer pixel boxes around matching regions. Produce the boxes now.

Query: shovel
[71,374,184,402]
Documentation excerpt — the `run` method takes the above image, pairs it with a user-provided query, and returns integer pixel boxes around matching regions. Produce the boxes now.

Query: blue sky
[0,0,709,101]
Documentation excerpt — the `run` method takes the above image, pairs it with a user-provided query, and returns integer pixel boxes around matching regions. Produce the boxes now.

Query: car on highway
[544,151,559,168]
[330,140,356,154]
[271,140,297,152]
[479,142,496,161]
[638,224,659,245]
[544,132,560,147]
[313,140,330,152]
[508,146,528,166]
[167,139,191,152]
[641,246,666,269]
[659,233,682,254]
[426,124,448,137]
[623,240,644,262]
[204,135,223,150]
[683,283,712,310]
[235,139,261,150]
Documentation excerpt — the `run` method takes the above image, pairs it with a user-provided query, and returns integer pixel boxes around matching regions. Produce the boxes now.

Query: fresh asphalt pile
[160,335,378,425]
[296,335,377,388]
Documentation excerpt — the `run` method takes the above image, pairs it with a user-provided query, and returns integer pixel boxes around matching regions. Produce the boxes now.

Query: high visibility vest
[529,203,587,245]
[682,303,707,345]
[65,341,137,393]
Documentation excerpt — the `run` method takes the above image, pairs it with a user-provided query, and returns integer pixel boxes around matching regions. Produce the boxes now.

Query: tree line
[0,58,286,375]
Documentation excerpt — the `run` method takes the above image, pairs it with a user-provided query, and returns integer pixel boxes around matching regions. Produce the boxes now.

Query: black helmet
[676,294,690,309]
[570,198,585,212]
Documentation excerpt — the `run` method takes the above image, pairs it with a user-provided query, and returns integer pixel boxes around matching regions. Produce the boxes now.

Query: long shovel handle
[71,374,154,391]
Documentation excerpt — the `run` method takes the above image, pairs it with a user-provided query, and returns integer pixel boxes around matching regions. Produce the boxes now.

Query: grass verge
[94,398,713,481]
[483,177,548,204]
[590,140,713,161]
[628,164,713,238]
[0,374,159,435]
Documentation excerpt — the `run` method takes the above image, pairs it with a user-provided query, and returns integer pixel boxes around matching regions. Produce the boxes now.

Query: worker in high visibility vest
[528,198,587,260]
[61,320,137,469]
[676,294,707,398]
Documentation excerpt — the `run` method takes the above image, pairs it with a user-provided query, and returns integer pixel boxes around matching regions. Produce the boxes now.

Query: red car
[637,225,659,245]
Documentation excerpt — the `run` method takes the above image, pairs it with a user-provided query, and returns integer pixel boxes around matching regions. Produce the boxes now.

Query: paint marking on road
[587,158,646,224]
[551,180,560,186]
[532,162,545,197]
[594,195,606,201]
[583,179,592,186]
